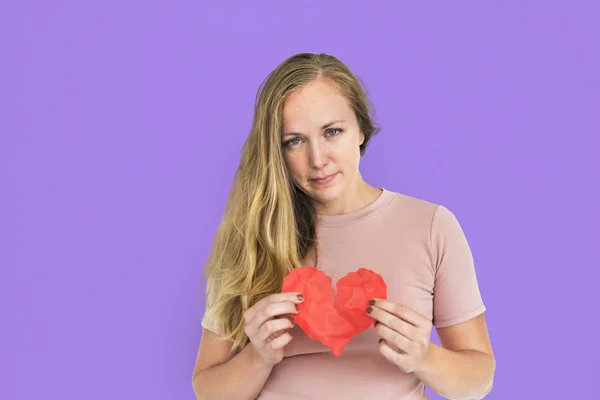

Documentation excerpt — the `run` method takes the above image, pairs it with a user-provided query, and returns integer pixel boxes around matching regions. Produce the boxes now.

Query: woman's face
[281,79,365,212]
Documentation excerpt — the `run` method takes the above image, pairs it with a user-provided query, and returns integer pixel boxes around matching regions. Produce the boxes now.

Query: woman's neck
[314,177,382,216]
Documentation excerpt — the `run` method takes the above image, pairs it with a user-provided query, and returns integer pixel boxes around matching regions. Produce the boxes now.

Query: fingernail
[295,304,300,312]
[366,306,372,314]
[297,294,304,302]
[369,299,376,306]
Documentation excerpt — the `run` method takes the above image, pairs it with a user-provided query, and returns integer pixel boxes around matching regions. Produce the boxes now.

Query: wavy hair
[201,52,380,353]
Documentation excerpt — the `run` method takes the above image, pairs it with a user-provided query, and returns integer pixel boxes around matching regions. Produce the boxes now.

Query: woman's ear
[359,131,365,146]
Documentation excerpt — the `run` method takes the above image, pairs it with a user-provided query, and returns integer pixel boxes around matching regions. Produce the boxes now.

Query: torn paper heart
[281,267,387,357]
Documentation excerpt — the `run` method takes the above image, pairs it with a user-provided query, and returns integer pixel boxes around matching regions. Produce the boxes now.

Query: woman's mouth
[310,172,338,185]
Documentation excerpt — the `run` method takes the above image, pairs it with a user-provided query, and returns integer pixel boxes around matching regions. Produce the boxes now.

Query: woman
[192,53,496,400]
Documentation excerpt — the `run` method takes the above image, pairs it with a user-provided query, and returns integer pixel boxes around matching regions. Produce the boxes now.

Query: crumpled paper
[281,266,387,357]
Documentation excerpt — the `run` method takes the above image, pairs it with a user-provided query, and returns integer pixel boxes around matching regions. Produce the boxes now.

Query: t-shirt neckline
[316,188,394,227]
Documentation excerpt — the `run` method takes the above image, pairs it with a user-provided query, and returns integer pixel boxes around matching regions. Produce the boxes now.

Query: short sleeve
[431,205,486,328]
[200,279,223,335]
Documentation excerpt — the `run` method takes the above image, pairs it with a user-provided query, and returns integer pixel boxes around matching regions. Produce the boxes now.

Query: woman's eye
[285,138,301,147]
[326,128,342,136]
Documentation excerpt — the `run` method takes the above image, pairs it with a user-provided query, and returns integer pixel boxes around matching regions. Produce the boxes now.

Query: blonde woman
[192,53,495,400]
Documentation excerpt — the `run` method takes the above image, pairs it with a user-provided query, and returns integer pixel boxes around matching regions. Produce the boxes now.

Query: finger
[378,339,410,370]
[245,298,300,334]
[374,321,412,353]
[259,301,299,326]
[246,304,295,337]
[369,299,429,328]
[245,293,304,323]
[267,331,293,350]
[275,314,296,325]
[269,315,295,339]
[267,324,292,341]
[368,306,419,341]
[256,317,294,344]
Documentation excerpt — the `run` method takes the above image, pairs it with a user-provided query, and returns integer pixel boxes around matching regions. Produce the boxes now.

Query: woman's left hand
[367,299,433,374]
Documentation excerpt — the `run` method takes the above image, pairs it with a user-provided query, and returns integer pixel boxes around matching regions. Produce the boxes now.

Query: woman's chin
[305,183,346,205]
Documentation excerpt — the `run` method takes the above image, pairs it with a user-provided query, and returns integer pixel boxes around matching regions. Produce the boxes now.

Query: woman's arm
[191,329,273,400]
[369,300,495,400]
[415,314,495,400]
[192,292,301,399]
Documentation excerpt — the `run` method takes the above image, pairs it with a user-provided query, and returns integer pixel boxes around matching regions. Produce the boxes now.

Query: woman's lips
[310,172,337,184]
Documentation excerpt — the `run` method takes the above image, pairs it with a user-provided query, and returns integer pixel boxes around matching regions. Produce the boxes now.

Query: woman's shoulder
[383,189,468,241]
[382,188,443,219]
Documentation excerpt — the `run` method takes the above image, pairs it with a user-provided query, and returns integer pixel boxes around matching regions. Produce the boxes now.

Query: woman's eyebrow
[282,119,346,137]
[321,119,345,129]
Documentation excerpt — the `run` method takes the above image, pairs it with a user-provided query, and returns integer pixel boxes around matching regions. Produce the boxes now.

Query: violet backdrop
[2,1,599,399]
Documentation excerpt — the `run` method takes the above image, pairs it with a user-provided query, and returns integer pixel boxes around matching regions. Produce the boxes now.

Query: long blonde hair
[201,52,380,353]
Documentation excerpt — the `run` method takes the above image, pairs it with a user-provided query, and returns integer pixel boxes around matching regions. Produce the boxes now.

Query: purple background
[2,1,599,399]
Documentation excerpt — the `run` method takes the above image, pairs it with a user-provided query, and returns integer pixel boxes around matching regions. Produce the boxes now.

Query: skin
[281,78,495,398]
[281,78,383,215]
[368,300,495,399]
[192,293,304,400]
[192,78,495,400]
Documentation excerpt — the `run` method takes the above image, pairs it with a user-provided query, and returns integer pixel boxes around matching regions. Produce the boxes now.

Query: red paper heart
[281,266,387,357]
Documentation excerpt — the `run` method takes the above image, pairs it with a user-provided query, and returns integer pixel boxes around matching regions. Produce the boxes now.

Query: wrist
[245,344,275,371]
[415,342,439,377]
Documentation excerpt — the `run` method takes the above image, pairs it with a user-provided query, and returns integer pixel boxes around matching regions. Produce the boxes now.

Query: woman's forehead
[282,83,353,131]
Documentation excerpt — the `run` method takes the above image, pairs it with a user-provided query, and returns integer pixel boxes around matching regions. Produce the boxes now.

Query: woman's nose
[309,143,327,169]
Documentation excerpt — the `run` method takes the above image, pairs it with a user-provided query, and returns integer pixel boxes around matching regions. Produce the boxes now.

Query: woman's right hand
[243,292,304,367]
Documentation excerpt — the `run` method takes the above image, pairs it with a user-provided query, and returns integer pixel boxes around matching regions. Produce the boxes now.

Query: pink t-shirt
[202,188,486,399]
